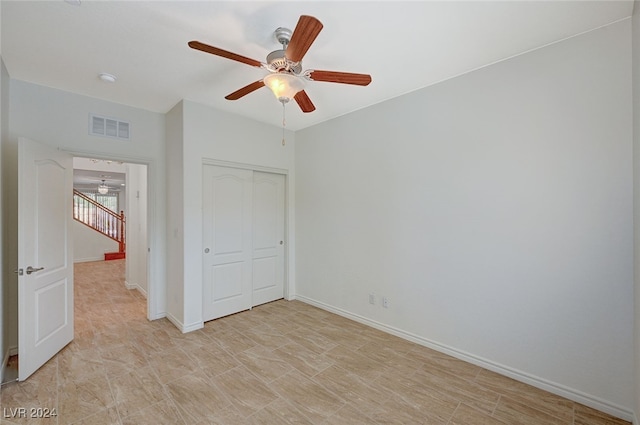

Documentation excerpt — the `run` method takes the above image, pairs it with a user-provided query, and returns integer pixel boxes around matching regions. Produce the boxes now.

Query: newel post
[119,211,126,253]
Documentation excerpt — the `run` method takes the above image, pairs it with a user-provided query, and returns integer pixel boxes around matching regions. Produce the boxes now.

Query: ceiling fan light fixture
[263,73,305,103]
[98,180,109,194]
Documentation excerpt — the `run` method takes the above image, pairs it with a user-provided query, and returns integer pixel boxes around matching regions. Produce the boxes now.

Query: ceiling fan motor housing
[266,49,302,74]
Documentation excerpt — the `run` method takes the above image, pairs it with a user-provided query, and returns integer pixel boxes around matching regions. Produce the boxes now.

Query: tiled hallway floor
[0,260,630,424]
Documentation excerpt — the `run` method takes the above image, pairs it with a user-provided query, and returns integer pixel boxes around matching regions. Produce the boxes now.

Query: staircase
[73,189,126,260]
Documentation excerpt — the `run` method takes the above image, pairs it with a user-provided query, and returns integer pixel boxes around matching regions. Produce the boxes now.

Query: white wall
[633,1,640,423]
[0,56,3,377]
[1,65,18,359]
[0,57,12,368]
[0,55,8,377]
[125,163,148,296]
[165,100,295,331]
[165,101,185,328]
[0,3,3,377]
[296,20,633,417]
[8,80,167,321]
[72,220,118,263]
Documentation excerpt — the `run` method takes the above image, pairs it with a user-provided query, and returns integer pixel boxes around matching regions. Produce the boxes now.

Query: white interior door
[18,138,73,381]
[252,172,285,306]
[202,165,253,321]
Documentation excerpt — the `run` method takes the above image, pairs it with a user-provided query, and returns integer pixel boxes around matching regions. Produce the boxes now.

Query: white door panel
[212,262,244,300]
[252,257,277,291]
[202,166,252,321]
[18,138,73,381]
[252,172,285,306]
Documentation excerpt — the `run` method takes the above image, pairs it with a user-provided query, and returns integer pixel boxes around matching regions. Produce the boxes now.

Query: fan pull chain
[282,102,286,146]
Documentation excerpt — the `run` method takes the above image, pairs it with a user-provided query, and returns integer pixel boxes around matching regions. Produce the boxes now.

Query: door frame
[65,149,157,320]
[202,158,291,301]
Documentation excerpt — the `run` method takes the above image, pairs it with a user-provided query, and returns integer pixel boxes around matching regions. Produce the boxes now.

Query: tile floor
[0,259,631,424]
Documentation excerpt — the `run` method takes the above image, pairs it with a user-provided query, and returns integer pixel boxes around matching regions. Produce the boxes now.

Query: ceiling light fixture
[263,73,305,147]
[98,180,109,195]
[263,73,305,104]
[98,73,117,83]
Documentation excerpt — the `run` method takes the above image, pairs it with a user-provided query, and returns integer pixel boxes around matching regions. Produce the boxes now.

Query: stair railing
[73,189,126,252]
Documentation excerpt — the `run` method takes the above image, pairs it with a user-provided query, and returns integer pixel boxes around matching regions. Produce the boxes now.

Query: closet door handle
[26,266,45,275]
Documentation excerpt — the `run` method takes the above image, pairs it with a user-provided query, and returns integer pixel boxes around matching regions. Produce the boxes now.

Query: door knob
[26,266,44,275]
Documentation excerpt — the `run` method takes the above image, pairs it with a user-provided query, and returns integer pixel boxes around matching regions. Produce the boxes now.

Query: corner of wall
[0,55,4,383]
[164,100,185,329]
[0,56,13,374]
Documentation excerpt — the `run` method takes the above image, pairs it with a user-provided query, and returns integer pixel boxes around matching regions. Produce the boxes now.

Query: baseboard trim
[125,281,148,299]
[182,321,204,333]
[294,295,634,422]
[136,285,148,299]
[165,312,183,331]
[147,311,166,321]
[165,312,203,334]
[74,256,103,263]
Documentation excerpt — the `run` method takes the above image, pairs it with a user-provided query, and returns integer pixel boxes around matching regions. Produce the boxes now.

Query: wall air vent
[89,114,130,140]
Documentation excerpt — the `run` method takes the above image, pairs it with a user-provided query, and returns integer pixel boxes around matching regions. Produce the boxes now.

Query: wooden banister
[73,189,126,252]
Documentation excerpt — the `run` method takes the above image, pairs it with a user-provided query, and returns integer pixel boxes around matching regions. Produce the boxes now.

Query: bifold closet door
[203,165,285,322]
[202,165,253,321]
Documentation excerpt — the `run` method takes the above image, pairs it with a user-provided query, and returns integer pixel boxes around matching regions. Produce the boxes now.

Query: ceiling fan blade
[285,15,323,63]
[225,80,265,100]
[294,90,316,113]
[308,70,372,86]
[188,41,263,68]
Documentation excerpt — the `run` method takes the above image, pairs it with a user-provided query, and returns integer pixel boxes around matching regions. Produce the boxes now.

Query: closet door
[202,165,253,321]
[252,172,285,306]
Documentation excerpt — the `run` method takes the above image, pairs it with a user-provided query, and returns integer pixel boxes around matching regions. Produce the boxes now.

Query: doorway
[72,157,149,310]
[7,139,154,383]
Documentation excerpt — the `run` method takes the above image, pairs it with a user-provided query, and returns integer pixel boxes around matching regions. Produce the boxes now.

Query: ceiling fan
[81,176,119,194]
[97,179,111,195]
[188,15,372,113]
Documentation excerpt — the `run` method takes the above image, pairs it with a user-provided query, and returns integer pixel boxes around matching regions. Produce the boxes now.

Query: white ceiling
[73,157,126,191]
[73,168,126,192]
[1,1,633,131]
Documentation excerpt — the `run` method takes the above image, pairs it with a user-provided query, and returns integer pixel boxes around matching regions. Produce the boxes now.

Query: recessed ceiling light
[98,73,117,83]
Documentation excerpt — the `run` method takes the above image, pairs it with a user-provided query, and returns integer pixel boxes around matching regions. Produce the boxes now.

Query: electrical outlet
[382,297,389,308]
[369,293,376,305]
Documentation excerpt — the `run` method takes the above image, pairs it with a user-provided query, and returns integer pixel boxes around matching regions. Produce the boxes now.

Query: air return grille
[89,114,130,140]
